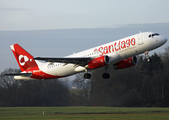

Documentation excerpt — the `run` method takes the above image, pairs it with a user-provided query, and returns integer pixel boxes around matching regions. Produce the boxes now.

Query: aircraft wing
[2,73,32,76]
[34,57,92,66]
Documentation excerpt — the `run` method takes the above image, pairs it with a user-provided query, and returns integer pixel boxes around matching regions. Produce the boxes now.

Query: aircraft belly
[14,76,34,80]
[117,46,137,59]
[43,64,76,77]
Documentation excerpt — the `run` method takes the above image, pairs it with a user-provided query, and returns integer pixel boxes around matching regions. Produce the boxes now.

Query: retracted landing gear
[145,51,151,62]
[84,73,91,79]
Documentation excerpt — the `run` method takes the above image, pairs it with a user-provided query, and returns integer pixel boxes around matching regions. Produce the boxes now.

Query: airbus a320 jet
[4,32,167,80]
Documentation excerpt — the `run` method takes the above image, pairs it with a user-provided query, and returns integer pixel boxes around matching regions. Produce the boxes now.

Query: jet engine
[113,56,137,69]
[88,55,109,69]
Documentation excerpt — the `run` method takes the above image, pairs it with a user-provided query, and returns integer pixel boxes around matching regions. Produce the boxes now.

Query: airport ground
[0,107,169,120]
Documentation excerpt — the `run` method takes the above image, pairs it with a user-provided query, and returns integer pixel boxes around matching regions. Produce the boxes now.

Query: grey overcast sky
[1,0,169,31]
[0,0,169,73]
[0,23,169,72]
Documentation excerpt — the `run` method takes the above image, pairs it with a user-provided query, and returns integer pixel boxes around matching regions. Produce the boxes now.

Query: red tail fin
[10,44,39,72]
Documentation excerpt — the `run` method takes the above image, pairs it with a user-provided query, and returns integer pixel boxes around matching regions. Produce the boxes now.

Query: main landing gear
[84,73,91,79]
[102,66,110,79]
[102,73,110,79]
[83,72,110,79]
[145,51,151,62]
[83,66,110,79]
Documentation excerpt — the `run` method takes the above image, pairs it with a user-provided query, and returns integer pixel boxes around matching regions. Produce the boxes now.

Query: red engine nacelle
[113,56,137,69]
[88,55,109,69]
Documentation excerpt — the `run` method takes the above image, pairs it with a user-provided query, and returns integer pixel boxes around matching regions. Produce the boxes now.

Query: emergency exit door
[138,34,144,45]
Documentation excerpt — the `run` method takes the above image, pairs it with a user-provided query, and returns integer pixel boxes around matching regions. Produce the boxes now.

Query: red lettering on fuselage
[114,42,118,51]
[131,38,136,46]
[121,41,126,49]
[99,47,103,55]
[103,46,109,54]
[98,38,136,55]
[126,39,130,47]
[108,45,114,53]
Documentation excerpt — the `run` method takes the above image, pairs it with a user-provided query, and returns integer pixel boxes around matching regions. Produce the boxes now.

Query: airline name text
[98,38,136,55]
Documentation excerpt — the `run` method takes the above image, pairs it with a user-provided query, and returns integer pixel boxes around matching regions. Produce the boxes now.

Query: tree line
[0,69,69,106]
[1,47,169,107]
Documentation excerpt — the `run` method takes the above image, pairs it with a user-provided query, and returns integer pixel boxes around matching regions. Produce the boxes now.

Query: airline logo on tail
[10,44,39,72]
[19,55,30,66]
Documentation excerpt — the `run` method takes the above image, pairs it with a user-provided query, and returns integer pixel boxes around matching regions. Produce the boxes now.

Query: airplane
[3,32,167,80]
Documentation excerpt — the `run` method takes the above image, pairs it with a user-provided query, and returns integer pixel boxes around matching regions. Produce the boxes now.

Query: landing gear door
[137,33,144,45]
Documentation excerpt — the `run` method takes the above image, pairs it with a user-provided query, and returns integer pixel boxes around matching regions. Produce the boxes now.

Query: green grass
[0,107,169,120]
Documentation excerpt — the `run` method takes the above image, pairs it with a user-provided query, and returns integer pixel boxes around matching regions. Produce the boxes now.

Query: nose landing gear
[145,51,151,62]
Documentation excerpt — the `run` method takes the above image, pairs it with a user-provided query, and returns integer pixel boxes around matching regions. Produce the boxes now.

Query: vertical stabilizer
[10,44,39,72]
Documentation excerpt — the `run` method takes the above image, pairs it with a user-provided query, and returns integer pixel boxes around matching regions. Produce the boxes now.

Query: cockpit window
[149,33,160,38]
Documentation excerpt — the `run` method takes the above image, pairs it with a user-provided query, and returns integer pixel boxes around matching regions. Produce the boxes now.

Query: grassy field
[0,107,169,120]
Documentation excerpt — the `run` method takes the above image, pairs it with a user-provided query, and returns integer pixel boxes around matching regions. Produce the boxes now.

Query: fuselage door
[137,33,144,45]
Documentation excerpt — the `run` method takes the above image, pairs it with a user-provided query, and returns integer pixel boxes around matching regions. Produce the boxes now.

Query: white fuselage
[34,32,167,78]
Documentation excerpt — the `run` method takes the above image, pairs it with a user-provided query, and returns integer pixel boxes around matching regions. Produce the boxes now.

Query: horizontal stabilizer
[2,73,32,77]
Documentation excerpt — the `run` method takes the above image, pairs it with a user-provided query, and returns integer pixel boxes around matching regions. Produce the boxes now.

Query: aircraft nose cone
[164,36,168,43]
[161,36,168,44]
